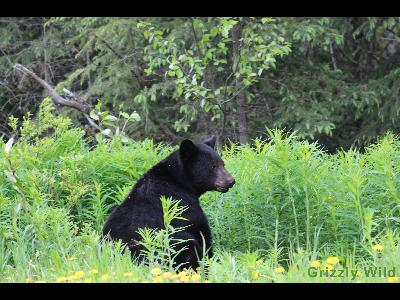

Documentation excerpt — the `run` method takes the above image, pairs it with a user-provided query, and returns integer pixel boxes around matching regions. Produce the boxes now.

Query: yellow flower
[150,268,163,276]
[203,280,211,283]
[101,274,110,282]
[179,275,190,282]
[67,256,77,261]
[74,271,84,279]
[123,272,132,277]
[25,278,32,283]
[190,273,202,281]
[372,244,384,252]
[162,272,173,279]
[326,256,339,265]
[355,280,363,283]
[84,278,93,283]
[34,280,47,283]
[310,260,321,268]
[177,271,188,277]
[256,259,263,265]
[356,271,362,276]
[274,267,285,273]
[89,269,98,275]
[66,275,76,281]
[153,275,163,283]
[388,277,399,283]
[322,264,334,271]
[56,277,69,283]
[171,274,180,280]
[251,270,260,279]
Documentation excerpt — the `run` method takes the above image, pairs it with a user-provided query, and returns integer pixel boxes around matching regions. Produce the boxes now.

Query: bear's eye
[212,165,217,169]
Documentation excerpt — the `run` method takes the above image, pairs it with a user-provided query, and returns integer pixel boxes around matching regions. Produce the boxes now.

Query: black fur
[102,136,235,270]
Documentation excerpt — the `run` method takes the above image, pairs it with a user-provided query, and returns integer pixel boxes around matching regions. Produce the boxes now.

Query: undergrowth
[1,99,400,283]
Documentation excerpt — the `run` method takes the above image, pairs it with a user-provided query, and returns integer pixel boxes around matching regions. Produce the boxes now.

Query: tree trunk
[42,18,51,99]
[231,20,249,144]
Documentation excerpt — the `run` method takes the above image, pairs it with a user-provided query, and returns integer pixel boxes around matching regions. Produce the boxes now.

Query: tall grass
[1,100,400,282]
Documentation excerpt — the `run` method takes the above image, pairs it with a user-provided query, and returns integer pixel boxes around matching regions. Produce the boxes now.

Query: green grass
[1,100,400,283]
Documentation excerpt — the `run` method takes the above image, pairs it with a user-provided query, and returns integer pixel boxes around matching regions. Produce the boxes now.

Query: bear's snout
[215,167,235,192]
[226,178,235,188]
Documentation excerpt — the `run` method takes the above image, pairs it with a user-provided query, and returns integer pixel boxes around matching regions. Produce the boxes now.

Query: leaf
[89,111,99,121]
[4,170,16,184]
[129,112,141,121]
[120,112,130,119]
[4,137,14,155]
[101,128,112,136]
[103,115,118,121]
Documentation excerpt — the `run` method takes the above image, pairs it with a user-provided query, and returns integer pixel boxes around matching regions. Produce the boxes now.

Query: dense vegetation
[1,17,400,151]
[2,17,400,283]
[1,100,400,283]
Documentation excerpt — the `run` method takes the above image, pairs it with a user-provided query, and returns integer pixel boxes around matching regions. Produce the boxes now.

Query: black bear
[102,136,235,270]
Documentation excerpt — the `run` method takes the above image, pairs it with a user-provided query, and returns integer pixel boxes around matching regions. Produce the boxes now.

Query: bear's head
[179,135,235,194]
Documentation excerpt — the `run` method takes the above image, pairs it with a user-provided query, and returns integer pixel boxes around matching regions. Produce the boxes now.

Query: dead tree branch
[13,64,103,134]
[13,64,93,114]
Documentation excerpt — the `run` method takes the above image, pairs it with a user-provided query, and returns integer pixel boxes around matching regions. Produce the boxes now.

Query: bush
[1,100,400,282]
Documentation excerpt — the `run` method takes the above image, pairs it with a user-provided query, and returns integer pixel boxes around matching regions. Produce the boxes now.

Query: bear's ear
[203,135,216,149]
[179,139,197,161]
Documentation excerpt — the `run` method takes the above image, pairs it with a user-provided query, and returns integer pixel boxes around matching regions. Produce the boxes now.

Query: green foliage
[2,17,400,150]
[1,108,400,282]
[137,196,192,271]
[137,17,291,133]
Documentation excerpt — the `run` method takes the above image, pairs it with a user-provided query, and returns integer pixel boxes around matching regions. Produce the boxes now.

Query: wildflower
[372,244,384,252]
[34,280,47,283]
[327,194,334,200]
[251,270,260,279]
[322,264,334,271]
[256,259,263,265]
[123,272,132,277]
[355,280,363,283]
[89,269,98,275]
[74,271,84,279]
[101,274,110,282]
[25,278,32,283]
[356,271,362,276]
[67,256,77,261]
[179,275,190,282]
[56,277,69,283]
[66,275,76,281]
[153,276,163,283]
[162,272,173,279]
[190,273,202,282]
[388,277,399,283]
[150,268,163,276]
[203,280,211,283]
[274,267,285,273]
[310,260,321,268]
[177,271,188,278]
[84,278,93,283]
[326,256,339,265]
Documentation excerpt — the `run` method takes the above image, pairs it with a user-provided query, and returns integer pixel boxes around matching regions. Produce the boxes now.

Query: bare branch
[13,64,92,114]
